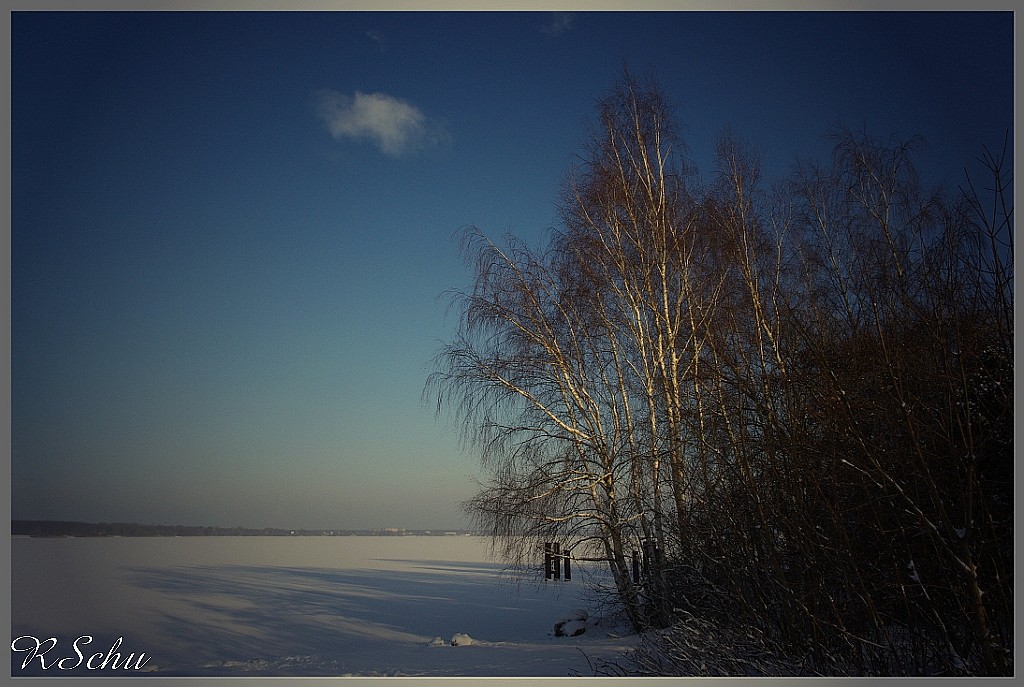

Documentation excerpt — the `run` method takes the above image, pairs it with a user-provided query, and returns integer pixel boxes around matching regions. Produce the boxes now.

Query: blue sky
[11,11,1014,530]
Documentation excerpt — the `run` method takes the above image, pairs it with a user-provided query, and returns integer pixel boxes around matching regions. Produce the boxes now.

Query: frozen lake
[11,535,637,678]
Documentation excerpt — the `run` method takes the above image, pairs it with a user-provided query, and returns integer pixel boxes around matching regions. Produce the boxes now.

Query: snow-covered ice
[11,535,637,678]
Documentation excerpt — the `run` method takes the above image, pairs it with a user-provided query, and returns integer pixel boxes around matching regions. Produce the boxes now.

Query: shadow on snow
[71,558,588,676]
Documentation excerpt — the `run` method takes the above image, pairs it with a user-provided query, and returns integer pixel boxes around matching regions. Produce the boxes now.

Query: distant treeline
[11,520,479,538]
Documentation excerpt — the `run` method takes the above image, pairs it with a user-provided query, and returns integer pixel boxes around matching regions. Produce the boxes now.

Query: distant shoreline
[11,520,481,538]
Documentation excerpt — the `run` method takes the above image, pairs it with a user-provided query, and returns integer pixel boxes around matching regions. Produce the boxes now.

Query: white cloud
[365,30,385,51]
[315,90,443,157]
[539,12,574,36]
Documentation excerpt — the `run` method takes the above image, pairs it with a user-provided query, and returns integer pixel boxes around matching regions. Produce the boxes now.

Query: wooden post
[544,543,553,580]
[563,550,571,581]
[552,542,561,579]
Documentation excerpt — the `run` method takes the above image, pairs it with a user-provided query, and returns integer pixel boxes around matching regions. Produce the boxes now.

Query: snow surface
[11,535,637,678]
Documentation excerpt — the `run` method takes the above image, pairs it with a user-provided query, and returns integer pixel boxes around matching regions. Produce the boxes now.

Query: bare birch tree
[429,72,1012,674]
[429,73,704,630]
